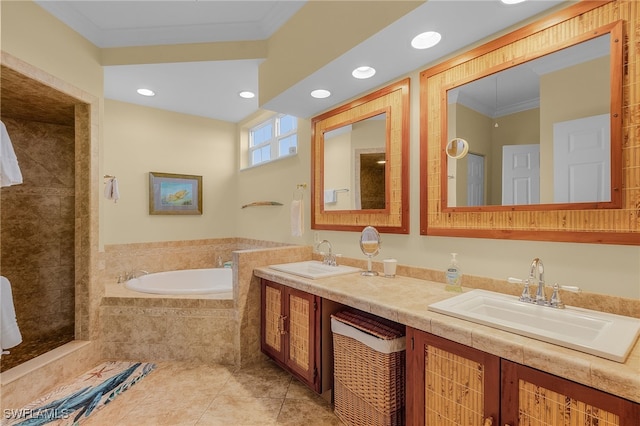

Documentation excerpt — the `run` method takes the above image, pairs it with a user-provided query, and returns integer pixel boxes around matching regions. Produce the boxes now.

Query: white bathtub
[125,268,232,295]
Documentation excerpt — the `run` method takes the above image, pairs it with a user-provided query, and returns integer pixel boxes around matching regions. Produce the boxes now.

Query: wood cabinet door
[260,280,321,392]
[501,360,640,426]
[261,280,285,361]
[407,327,500,426]
[283,287,320,391]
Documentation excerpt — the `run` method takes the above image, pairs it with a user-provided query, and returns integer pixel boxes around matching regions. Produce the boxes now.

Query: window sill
[240,152,298,171]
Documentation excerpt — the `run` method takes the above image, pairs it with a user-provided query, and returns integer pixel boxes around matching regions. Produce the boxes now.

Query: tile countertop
[253,267,640,404]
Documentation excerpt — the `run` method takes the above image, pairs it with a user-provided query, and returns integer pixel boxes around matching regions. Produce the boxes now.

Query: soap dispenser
[445,253,463,292]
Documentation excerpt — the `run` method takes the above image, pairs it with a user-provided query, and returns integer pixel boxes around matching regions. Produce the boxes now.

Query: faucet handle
[548,283,580,308]
[508,277,532,302]
[555,284,580,293]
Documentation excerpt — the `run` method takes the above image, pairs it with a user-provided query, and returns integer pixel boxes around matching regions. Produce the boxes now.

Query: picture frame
[149,172,202,215]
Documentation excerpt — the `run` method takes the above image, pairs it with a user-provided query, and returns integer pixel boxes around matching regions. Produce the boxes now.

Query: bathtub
[125,268,232,295]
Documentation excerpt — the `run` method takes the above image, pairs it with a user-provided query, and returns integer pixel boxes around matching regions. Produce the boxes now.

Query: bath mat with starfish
[2,361,156,426]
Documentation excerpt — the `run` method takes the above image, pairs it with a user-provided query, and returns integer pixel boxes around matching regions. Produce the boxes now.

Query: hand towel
[0,121,24,187]
[324,189,337,204]
[104,177,120,203]
[291,199,304,237]
[1,276,22,351]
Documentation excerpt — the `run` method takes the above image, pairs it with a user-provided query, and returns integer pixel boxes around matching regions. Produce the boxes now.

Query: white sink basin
[428,289,640,362]
[269,260,361,279]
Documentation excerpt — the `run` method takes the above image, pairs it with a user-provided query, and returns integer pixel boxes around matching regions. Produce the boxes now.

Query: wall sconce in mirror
[446,138,469,159]
[311,78,410,234]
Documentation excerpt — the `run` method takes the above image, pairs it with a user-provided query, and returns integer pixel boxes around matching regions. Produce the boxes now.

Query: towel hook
[293,183,307,200]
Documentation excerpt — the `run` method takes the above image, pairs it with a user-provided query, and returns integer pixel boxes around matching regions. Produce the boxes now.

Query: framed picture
[149,172,202,215]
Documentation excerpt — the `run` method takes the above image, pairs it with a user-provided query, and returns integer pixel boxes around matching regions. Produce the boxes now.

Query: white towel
[1,276,22,351]
[0,121,24,187]
[104,177,120,203]
[324,189,337,204]
[291,199,304,237]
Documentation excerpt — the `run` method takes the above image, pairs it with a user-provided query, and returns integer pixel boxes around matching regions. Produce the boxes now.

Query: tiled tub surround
[254,266,640,405]
[102,239,312,366]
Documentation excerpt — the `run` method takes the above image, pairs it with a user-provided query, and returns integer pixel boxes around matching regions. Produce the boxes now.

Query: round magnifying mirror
[445,138,469,159]
[360,226,381,276]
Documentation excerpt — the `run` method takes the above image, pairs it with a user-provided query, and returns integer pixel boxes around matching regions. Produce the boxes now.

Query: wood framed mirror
[420,1,638,245]
[312,78,410,233]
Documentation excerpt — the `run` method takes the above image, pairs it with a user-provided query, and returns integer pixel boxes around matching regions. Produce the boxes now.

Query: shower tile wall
[0,117,75,372]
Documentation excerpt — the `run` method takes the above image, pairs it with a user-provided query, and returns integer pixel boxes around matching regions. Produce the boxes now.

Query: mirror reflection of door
[553,113,610,203]
[502,144,540,205]
[467,153,485,206]
[357,150,386,209]
[446,33,611,208]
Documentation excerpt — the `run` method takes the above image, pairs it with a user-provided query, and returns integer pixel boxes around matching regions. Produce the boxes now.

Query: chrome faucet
[508,258,581,309]
[529,258,546,305]
[316,239,337,266]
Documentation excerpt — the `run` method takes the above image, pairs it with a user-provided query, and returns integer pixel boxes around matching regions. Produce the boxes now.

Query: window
[249,114,298,167]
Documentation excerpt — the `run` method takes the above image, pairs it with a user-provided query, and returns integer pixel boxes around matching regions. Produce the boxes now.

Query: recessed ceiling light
[411,31,442,49]
[239,91,255,99]
[136,88,155,97]
[501,0,527,4]
[352,66,376,79]
[311,89,331,99]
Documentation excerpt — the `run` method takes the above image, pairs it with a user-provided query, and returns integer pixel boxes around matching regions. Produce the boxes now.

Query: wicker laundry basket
[331,310,406,426]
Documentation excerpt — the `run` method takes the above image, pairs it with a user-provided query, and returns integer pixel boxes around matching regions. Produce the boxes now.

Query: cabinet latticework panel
[519,380,621,426]
[264,285,281,352]
[288,294,310,371]
[425,344,485,425]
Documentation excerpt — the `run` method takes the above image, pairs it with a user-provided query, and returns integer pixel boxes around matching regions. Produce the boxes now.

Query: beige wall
[4,1,638,300]
[1,1,102,98]
[259,1,422,106]
[103,100,238,244]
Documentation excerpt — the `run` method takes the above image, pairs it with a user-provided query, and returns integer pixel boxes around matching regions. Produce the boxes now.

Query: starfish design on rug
[4,362,156,426]
[84,365,113,381]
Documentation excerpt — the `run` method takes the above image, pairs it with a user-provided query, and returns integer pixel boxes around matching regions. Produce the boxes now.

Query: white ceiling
[35,0,567,123]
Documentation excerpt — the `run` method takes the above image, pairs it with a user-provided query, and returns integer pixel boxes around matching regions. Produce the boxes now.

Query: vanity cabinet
[407,327,640,425]
[261,279,321,391]
[501,360,640,425]
[406,328,500,425]
[261,279,343,395]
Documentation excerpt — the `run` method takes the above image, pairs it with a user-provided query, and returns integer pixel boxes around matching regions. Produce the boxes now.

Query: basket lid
[332,309,404,340]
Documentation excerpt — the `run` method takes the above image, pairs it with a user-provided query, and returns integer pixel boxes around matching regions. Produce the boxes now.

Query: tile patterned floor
[82,359,344,426]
